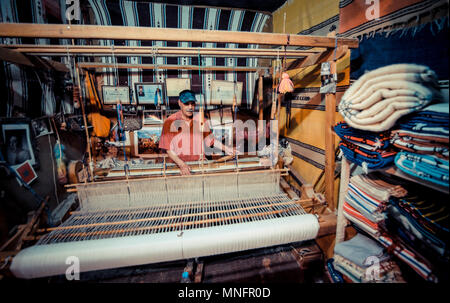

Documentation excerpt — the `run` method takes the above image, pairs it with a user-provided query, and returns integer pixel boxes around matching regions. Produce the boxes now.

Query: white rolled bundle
[339,64,441,132]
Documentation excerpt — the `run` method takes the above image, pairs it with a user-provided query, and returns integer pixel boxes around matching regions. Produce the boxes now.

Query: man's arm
[167,150,191,175]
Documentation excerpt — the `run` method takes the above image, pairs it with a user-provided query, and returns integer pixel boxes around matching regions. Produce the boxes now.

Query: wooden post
[324,61,336,210]
[335,156,350,244]
[258,74,264,121]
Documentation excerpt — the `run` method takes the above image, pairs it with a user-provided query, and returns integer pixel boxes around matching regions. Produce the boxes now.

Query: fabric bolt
[394,152,449,187]
[339,141,397,169]
[334,122,390,151]
[334,233,389,268]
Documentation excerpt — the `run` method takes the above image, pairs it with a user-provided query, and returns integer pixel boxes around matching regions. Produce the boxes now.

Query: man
[6,135,31,165]
[159,90,233,175]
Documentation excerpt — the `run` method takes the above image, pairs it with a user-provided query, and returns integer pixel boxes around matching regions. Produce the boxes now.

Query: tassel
[278,72,294,94]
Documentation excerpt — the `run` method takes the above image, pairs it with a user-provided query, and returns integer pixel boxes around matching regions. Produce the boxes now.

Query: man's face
[9,136,18,150]
[179,100,195,119]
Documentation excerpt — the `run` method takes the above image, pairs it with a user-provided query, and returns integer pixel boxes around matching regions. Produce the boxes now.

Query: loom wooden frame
[0,22,359,211]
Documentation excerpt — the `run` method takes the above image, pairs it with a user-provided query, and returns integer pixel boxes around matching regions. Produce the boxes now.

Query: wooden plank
[4,44,322,58]
[14,198,48,251]
[77,62,265,72]
[0,23,359,48]
[258,74,264,121]
[286,45,348,71]
[335,156,350,244]
[324,61,337,210]
[194,261,204,283]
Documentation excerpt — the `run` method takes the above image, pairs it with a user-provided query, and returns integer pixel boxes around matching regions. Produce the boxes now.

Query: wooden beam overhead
[77,62,266,72]
[2,44,324,58]
[0,23,359,48]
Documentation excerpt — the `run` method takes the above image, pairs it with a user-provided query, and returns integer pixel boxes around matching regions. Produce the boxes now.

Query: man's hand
[224,145,236,156]
[179,162,191,175]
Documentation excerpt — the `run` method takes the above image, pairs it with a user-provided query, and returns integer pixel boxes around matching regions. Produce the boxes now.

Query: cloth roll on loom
[10,170,319,279]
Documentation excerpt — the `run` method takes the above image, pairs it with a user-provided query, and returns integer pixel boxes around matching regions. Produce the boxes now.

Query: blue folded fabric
[388,201,448,256]
[334,233,390,268]
[395,103,449,136]
[339,141,396,169]
[334,122,391,150]
[394,152,449,187]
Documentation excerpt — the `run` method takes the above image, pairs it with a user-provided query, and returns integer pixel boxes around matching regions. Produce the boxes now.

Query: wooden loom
[0,23,358,280]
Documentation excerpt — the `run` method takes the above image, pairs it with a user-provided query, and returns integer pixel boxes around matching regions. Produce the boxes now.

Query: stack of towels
[333,233,404,283]
[342,172,407,238]
[334,122,397,169]
[341,172,443,282]
[338,64,442,132]
[391,102,449,188]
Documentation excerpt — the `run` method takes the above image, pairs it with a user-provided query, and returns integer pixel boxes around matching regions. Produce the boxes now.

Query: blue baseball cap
[179,90,197,104]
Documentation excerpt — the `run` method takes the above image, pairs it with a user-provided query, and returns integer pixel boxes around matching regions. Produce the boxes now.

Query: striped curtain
[87,0,270,108]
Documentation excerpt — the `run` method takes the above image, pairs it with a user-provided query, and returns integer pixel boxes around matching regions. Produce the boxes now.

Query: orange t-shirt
[159,111,214,162]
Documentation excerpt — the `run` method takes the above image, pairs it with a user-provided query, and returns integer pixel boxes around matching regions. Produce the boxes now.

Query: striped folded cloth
[391,103,449,159]
[395,103,449,136]
[334,121,391,151]
[394,152,449,187]
[388,190,449,255]
[378,233,438,282]
[343,201,381,237]
[339,140,397,169]
[385,205,448,261]
[338,64,442,132]
[390,130,449,160]
[349,172,408,201]
[345,182,386,223]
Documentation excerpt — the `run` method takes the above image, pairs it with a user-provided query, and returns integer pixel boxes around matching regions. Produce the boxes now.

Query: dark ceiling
[126,0,287,13]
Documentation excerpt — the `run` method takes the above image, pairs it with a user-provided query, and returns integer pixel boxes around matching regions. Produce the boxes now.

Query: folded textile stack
[342,172,408,237]
[377,234,438,282]
[391,103,449,160]
[394,152,449,187]
[339,64,442,132]
[334,122,397,169]
[333,234,405,283]
[383,187,449,281]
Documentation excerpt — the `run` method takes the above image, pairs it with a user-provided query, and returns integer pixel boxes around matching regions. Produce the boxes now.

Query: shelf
[344,163,449,195]
[382,166,449,195]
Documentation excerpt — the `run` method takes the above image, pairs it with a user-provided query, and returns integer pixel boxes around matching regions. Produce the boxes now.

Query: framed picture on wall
[165,78,191,97]
[101,86,130,105]
[132,125,163,157]
[0,118,38,170]
[134,82,165,106]
[210,80,243,106]
[209,107,233,127]
[142,110,163,125]
[31,116,53,138]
